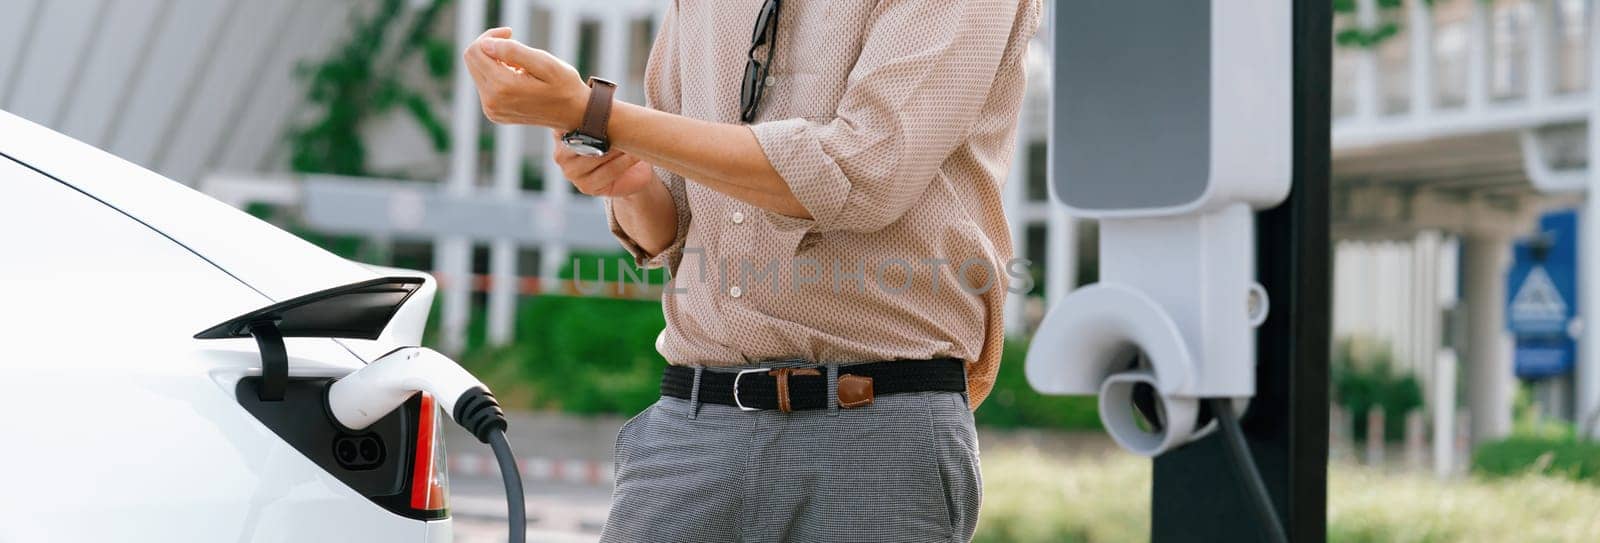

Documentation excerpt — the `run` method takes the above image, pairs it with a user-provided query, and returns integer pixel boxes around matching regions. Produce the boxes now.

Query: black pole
[1150,0,1331,541]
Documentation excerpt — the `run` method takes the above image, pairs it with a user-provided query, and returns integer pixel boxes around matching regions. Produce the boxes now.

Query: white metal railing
[1333,0,1593,149]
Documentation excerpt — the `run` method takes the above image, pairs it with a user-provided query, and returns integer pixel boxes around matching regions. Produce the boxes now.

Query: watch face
[563,134,607,157]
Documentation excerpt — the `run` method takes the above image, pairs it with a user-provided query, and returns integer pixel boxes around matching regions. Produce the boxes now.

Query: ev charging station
[1029,0,1330,541]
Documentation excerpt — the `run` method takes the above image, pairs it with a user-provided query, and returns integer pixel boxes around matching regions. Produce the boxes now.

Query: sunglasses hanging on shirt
[740,0,783,123]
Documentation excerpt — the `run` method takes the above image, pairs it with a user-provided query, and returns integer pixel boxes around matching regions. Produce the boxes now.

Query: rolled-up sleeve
[607,167,692,269]
[750,0,1019,234]
[607,2,691,270]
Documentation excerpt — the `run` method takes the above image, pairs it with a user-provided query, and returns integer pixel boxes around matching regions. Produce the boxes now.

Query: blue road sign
[1506,210,1579,379]
[1514,337,1576,379]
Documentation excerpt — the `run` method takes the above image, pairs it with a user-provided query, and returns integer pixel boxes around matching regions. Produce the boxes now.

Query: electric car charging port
[334,433,386,470]
[234,377,446,520]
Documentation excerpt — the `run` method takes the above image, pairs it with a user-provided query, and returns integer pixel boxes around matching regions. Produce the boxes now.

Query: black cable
[454,388,522,543]
[487,429,526,543]
[1207,398,1288,543]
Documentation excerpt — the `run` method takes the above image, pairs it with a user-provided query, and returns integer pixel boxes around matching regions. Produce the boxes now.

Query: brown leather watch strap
[579,77,617,139]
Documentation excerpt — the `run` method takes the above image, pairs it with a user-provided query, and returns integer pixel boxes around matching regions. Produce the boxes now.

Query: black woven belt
[660,358,966,412]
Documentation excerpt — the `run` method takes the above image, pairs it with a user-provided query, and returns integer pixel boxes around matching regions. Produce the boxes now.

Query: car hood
[0,110,381,303]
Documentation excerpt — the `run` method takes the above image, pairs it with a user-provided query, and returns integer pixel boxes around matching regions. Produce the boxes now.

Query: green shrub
[1332,337,1422,442]
[460,295,667,415]
[1472,436,1600,484]
[973,338,1101,430]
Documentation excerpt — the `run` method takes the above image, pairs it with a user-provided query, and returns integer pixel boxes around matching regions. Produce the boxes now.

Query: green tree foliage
[1333,0,1434,50]
[288,0,455,177]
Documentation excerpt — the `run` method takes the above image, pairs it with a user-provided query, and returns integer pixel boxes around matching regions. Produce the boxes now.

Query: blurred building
[0,0,363,185]
[1331,0,1599,446]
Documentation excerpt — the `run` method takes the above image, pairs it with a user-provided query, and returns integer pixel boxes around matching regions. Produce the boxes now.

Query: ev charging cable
[327,347,527,543]
[1207,398,1288,543]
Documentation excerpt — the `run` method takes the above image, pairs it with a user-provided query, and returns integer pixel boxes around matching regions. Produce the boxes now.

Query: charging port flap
[193,276,425,341]
[193,277,426,401]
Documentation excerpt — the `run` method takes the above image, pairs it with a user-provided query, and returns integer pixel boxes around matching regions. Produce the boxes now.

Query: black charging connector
[454,387,526,543]
[453,387,509,442]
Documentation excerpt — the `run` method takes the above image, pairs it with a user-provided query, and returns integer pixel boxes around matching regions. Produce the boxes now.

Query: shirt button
[729,286,743,298]
[765,75,777,87]
[731,211,746,224]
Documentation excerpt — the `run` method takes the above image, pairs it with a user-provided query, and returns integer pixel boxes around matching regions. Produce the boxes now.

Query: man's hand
[463,28,589,130]
[554,132,657,197]
[461,29,805,218]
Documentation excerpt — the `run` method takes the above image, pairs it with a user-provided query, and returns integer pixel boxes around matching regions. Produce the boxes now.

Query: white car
[0,110,460,541]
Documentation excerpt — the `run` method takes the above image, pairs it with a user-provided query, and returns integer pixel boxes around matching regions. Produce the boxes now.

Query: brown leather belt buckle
[767,367,821,413]
[837,374,874,409]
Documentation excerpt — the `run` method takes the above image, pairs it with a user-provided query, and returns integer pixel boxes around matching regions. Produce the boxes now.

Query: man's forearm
[611,174,678,257]
[607,101,812,219]
[466,35,810,220]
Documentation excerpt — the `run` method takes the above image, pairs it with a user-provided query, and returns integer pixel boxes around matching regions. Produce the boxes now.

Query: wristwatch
[562,77,618,157]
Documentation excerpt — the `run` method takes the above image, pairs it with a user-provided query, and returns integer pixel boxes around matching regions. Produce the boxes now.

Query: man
[465,0,1040,540]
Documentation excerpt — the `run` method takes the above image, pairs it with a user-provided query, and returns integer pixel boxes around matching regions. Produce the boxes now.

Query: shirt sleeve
[749,0,1031,234]
[607,2,691,270]
[607,167,692,269]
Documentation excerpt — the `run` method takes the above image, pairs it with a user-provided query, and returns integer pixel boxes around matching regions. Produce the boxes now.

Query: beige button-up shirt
[607,0,1041,407]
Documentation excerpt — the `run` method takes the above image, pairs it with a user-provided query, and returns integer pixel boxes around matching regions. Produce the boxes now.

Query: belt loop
[689,366,704,419]
[960,362,971,406]
[826,364,840,416]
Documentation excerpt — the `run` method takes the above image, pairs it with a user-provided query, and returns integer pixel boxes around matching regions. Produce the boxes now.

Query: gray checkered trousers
[599,365,983,543]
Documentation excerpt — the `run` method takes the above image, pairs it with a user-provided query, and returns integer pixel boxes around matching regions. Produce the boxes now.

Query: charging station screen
[1053,0,1211,212]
